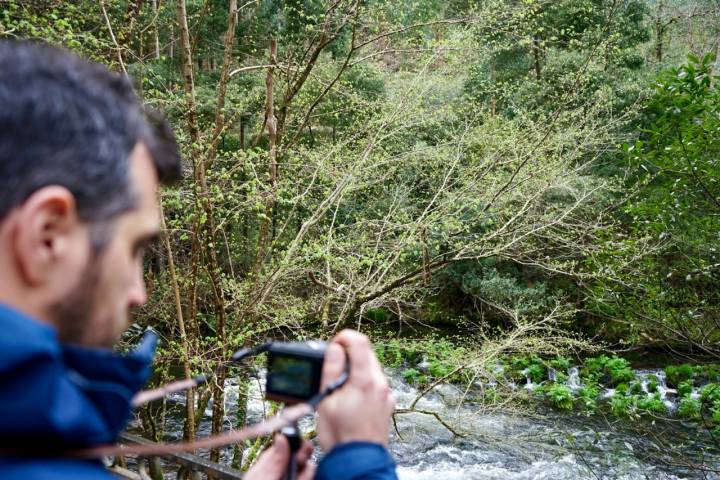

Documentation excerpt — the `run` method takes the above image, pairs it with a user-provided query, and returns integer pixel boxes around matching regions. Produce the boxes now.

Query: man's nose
[128,264,148,307]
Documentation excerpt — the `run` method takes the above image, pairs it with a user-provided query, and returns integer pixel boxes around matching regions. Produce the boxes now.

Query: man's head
[0,40,182,347]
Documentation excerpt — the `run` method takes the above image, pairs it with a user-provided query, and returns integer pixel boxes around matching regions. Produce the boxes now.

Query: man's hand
[244,434,315,480]
[317,329,395,452]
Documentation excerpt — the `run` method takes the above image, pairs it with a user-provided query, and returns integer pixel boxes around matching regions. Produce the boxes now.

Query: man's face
[52,143,160,348]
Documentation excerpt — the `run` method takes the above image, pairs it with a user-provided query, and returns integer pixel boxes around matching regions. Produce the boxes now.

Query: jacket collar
[0,304,156,446]
[62,330,158,441]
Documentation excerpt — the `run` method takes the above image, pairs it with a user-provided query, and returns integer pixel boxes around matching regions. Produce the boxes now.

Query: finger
[247,434,288,478]
[295,439,314,467]
[332,329,372,378]
[298,462,317,480]
[321,342,346,389]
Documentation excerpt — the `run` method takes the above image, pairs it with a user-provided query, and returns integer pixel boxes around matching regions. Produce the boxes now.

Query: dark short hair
[0,40,182,223]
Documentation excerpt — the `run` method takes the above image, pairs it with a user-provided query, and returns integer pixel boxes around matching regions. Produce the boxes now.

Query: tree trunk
[159,200,196,441]
[655,21,664,62]
[230,379,250,469]
[254,38,278,275]
[169,24,174,59]
[532,35,541,81]
[153,0,160,60]
[205,0,239,170]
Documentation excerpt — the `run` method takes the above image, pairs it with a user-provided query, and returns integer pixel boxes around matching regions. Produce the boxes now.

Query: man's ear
[12,186,81,286]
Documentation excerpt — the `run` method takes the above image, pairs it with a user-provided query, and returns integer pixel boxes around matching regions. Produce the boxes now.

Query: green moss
[616,383,629,395]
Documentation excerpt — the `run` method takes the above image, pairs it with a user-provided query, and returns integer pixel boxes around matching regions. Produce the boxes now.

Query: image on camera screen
[268,356,313,398]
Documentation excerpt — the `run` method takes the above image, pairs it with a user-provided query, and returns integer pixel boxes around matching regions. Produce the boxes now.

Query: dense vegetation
[3,0,720,471]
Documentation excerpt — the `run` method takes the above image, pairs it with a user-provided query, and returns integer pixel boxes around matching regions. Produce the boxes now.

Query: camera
[264,340,326,404]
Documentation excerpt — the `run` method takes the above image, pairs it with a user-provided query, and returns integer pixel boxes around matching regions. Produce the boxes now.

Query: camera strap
[7,344,350,460]
[70,362,348,459]
[70,401,315,459]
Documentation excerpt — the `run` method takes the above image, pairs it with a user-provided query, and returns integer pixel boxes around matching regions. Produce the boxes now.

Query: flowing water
[151,367,720,479]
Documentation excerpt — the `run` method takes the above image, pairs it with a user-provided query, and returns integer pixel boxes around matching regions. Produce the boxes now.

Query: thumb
[321,343,345,389]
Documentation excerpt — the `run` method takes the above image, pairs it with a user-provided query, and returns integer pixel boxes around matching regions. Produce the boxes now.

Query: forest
[3,0,720,478]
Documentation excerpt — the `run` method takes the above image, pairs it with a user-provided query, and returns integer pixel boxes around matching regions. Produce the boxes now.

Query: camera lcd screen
[267,355,315,398]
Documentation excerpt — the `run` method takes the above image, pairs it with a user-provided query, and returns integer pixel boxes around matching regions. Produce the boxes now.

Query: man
[0,40,397,479]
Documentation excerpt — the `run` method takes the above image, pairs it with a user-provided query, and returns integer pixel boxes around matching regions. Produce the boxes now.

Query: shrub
[577,385,600,411]
[629,381,644,395]
[526,363,547,383]
[402,368,421,384]
[665,364,694,387]
[677,380,693,398]
[428,360,453,379]
[647,379,659,393]
[546,384,574,410]
[549,356,571,372]
[700,383,720,406]
[637,394,667,415]
[677,397,701,420]
[610,394,637,417]
[584,355,610,375]
[694,364,720,382]
[605,357,636,386]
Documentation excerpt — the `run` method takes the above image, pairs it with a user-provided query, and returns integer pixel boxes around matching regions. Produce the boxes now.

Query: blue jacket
[0,305,397,479]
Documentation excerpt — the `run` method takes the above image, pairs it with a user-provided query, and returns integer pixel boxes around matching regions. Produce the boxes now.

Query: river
[154,367,720,479]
